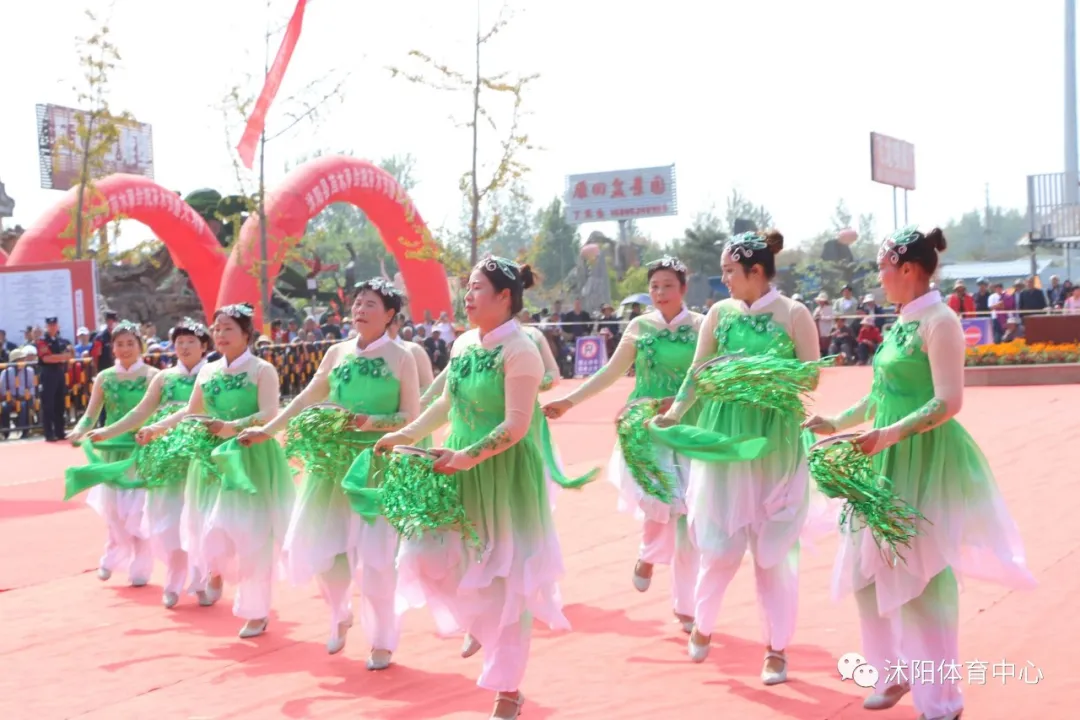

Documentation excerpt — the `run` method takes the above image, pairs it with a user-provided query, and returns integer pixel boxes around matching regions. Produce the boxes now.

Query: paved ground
[1,368,1074,719]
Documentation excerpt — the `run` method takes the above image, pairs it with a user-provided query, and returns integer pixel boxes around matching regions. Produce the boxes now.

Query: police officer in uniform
[36,317,73,442]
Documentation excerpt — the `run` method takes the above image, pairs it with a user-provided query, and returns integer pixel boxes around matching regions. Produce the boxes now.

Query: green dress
[182,363,295,584]
[80,367,153,575]
[142,369,200,558]
[283,353,407,584]
[609,320,701,521]
[684,306,813,565]
[396,332,570,646]
[833,301,1035,616]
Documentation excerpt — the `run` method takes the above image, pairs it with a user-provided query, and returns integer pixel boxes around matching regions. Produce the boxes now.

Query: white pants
[345,556,401,652]
[694,526,799,649]
[473,612,533,693]
[160,549,188,594]
[231,542,274,621]
[855,568,963,718]
[100,532,153,583]
[639,515,699,617]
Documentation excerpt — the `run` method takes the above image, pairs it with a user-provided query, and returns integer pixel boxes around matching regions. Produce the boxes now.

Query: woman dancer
[375,256,567,720]
[68,320,158,587]
[544,256,703,632]
[804,227,1034,720]
[84,319,212,608]
[658,231,819,684]
[138,303,295,638]
[238,279,420,669]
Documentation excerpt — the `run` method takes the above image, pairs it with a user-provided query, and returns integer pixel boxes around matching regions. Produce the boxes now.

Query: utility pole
[1067,0,1078,205]
[258,10,272,336]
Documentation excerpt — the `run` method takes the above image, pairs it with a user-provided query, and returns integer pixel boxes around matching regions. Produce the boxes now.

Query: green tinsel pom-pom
[379,453,480,549]
[694,354,832,418]
[286,406,372,482]
[134,403,197,487]
[807,440,926,563]
[616,399,676,505]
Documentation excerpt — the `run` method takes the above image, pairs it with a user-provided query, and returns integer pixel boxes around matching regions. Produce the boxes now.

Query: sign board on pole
[36,103,155,191]
[0,260,99,342]
[573,336,608,377]
[870,132,916,191]
[564,165,677,224]
[960,318,994,347]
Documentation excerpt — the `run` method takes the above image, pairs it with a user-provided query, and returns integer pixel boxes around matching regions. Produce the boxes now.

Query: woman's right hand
[651,413,677,429]
[802,414,836,435]
[237,427,271,447]
[374,432,408,455]
[135,426,160,445]
[542,399,572,419]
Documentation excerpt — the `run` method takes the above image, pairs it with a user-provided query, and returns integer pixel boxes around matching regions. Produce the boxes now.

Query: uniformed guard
[36,317,73,442]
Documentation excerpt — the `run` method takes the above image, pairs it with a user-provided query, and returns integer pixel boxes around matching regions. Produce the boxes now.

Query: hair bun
[519,263,536,290]
[764,229,784,255]
[925,227,947,253]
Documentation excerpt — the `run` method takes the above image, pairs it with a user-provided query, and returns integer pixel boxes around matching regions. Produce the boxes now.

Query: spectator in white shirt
[987,282,1006,342]
[813,292,835,354]
[832,285,859,319]
[432,311,456,344]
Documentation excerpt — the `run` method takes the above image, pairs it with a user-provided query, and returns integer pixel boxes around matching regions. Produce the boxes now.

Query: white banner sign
[564,165,677,224]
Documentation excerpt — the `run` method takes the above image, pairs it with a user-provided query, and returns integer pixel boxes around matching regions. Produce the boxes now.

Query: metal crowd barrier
[0,340,339,440]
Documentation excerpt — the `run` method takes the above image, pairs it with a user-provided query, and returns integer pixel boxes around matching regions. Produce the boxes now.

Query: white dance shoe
[326,615,353,655]
[162,591,179,609]
[687,627,710,663]
[96,567,111,581]
[490,691,525,720]
[632,560,652,592]
[131,578,148,588]
[863,682,910,710]
[197,580,223,607]
[674,613,694,634]
[760,649,788,686]
[366,649,393,671]
[238,618,268,639]
[461,634,482,658]
[918,712,962,720]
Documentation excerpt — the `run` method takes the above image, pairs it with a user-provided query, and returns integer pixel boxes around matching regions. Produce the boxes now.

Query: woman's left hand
[430,448,459,475]
[204,419,227,436]
[351,414,369,430]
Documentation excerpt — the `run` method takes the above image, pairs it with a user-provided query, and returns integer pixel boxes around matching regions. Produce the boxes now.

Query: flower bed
[966,340,1080,366]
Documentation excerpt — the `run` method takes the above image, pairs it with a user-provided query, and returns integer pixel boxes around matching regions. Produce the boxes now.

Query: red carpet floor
[1,368,1075,719]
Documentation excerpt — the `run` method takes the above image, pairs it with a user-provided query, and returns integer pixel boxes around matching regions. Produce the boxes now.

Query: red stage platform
[1,368,1074,719]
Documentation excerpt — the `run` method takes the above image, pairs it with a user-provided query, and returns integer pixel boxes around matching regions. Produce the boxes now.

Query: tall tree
[942,208,1029,261]
[670,211,726,276]
[527,198,580,286]
[482,182,534,259]
[725,189,774,234]
[60,7,136,260]
[389,6,538,265]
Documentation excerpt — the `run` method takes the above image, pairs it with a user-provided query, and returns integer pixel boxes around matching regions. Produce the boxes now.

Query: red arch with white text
[7,174,226,319]
[217,155,453,326]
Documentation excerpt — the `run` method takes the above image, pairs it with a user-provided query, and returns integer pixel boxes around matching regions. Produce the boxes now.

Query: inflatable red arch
[7,174,226,319]
[0,248,7,267]
[217,155,453,327]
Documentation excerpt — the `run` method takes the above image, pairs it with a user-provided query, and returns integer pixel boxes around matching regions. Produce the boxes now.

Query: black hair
[475,256,536,316]
[646,256,688,286]
[725,230,785,280]
[213,303,256,344]
[879,226,947,276]
[170,319,212,353]
[353,278,405,329]
[110,321,144,351]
